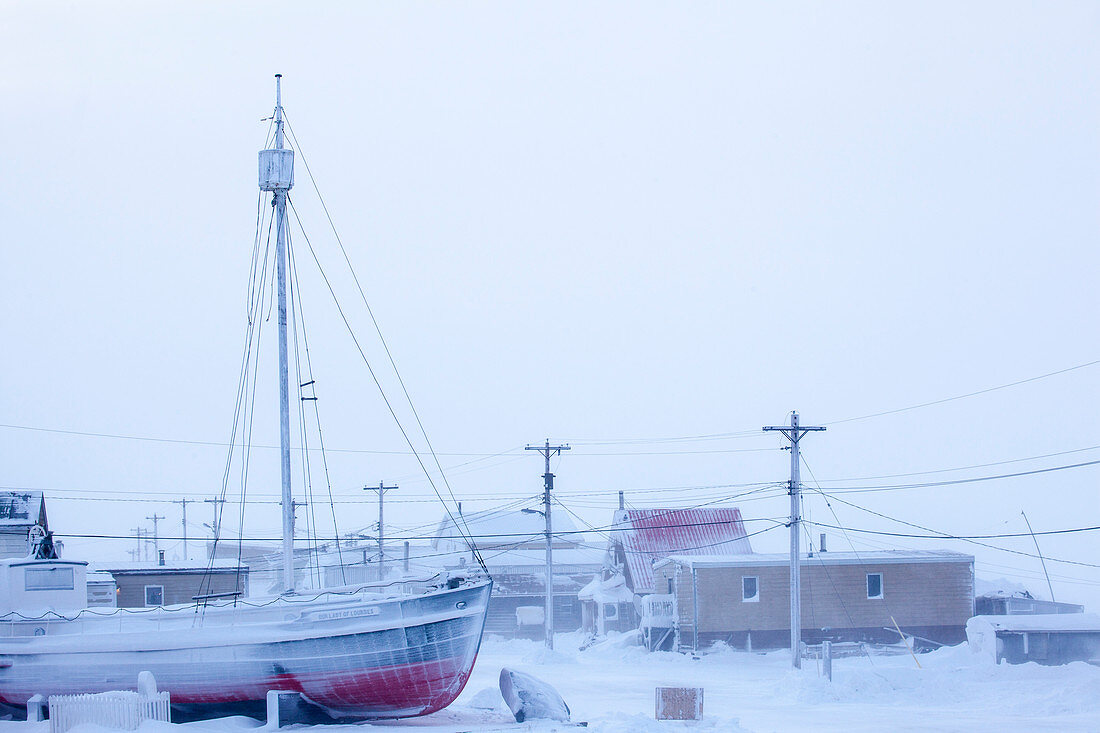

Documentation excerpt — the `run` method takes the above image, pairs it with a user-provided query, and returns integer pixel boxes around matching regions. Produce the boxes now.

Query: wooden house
[653,550,974,651]
[94,560,248,607]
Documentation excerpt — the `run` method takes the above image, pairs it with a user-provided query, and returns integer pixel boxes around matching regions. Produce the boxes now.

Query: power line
[809,444,1100,484]
[821,459,1100,494]
[823,358,1100,426]
[805,491,1100,570]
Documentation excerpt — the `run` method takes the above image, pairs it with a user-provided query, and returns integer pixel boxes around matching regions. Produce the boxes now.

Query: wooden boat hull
[0,580,491,719]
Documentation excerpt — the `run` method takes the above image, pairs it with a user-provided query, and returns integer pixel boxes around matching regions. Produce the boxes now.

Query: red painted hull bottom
[164,653,480,722]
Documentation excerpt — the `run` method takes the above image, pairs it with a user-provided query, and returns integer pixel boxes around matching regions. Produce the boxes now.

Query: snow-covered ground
[4,632,1099,732]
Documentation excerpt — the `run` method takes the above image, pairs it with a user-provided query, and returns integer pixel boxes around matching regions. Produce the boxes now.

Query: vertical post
[822,640,832,681]
[789,411,802,667]
[525,439,570,650]
[146,514,164,560]
[274,129,294,593]
[204,497,226,541]
[174,498,190,561]
[132,528,144,563]
[403,540,410,573]
[363,483,398,582]
[544,451,553,647]
[764,411,825,669]
[672,563,681,651]
[618,490,624,510]
[691,566,699,652]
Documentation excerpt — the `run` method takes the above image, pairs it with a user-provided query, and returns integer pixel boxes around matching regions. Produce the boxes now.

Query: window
[603,603,619,620]
[867,573,883,599]
[144,585,164,607]
[25,567,74,591]
[742,576,759,602]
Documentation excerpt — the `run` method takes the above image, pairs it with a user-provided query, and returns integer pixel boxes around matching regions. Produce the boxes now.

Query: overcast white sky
[2,2,1098,606]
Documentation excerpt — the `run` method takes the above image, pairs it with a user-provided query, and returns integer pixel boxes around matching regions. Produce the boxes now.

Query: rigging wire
[202,191,275,602]
[285,195,485,570]
[287,219,347,583]
[283,114,483,569]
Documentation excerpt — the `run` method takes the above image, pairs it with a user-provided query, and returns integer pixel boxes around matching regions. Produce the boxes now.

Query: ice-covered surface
[2,631,1099,731]
[577,574,633,604]
[498,668,570,722]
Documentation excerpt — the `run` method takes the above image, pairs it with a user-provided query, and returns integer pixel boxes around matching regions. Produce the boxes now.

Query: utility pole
[205,497,226,540]
[764,411,825,669]
[173,498,191,561]
[131,527,145,562]
[363,483,398,582]
[525,439,570,650]
[146,514,165,560]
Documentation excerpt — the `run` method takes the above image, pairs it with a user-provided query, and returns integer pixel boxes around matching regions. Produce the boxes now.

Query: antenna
[1021,510,1056,602]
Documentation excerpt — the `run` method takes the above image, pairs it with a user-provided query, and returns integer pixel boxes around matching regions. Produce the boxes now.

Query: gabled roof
[611,507,752,594]
[0,491,45,528]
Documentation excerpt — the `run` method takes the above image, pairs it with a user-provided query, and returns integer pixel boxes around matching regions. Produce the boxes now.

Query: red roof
[613,508,752,594]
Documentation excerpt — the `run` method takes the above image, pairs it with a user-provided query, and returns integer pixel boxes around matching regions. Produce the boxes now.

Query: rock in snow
[498,667,571,723]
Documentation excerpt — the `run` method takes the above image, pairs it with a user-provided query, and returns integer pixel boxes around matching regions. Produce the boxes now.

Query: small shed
[578,573,636,636]
[654,550,974,651]
[95,560,248,607]
[966,613,1100,665]
[0,492,48,558]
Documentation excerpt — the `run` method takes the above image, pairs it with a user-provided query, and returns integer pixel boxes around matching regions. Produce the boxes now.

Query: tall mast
[260,74,296,593]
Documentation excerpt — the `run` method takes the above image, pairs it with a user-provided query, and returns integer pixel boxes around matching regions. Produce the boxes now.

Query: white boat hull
[0,580,491,719]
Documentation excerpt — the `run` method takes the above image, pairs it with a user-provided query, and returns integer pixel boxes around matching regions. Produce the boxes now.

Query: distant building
[606,507,753,595]
[433,507,604,636]
[967,613,1100,665]
[653,550,974,651]
[86,570,117,608]
[94,560,248,608]
[0,491,48,558]
[975,592,1083,616]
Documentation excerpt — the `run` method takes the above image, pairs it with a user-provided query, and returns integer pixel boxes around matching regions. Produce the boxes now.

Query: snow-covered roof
[92,560,248,573]
[611,508,752,594]
[970,613,1100,633]
[578,574,634,604]
[0,491,44,527]
[656,549,974,569]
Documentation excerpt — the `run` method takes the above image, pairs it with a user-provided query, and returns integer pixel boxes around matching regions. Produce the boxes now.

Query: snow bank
[585,712,747,732]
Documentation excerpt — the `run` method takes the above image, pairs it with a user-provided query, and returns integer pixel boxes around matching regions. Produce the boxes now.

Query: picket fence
[47,690,171,733]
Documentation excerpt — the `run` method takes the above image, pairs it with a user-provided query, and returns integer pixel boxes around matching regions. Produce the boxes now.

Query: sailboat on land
[0,77,491,720]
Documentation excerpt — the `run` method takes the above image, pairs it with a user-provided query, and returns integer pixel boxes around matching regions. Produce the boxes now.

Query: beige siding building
[653,550,973,651]
[95,561,249,608]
